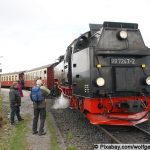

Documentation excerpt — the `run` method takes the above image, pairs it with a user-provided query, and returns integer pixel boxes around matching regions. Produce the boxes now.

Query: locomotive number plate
[111,58,135,65]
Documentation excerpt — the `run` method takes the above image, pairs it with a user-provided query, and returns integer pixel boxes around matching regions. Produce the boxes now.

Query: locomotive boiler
[54,21,150,126]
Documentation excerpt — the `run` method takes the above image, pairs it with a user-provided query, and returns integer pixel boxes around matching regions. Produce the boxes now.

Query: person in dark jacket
[30,79,50,136]
[9,82,23,125]
[17,80,24,97]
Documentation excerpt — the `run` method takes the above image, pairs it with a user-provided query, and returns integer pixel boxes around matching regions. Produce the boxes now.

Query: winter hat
[36,79,43,86]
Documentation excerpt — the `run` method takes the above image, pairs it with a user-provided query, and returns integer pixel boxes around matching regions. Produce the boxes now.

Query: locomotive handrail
[108,96,114,113]
[95,48,150,55]
[141,67,149,77]
[103,22,138,29]
[95,65,146,67]
[140,93,148,109]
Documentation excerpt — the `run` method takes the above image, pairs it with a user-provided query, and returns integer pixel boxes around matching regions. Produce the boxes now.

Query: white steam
[52,94,70,109]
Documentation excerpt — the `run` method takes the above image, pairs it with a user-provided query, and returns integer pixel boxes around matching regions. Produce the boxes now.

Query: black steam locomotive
[54,22,150,125]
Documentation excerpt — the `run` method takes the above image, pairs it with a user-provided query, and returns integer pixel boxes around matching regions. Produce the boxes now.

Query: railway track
[97,126,122,144]
[97,124,150,144]
[134,125,150,137]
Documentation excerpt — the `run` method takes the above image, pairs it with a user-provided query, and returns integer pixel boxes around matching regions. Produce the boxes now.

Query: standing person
[9,82,23,125]
[0,81,1,93]
[51,82,61,97]
[20,78,24,89]
[17,80,24,97]
[30,79,50,136]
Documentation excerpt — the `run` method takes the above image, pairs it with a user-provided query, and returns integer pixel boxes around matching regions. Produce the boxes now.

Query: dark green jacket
[9,86,21,106]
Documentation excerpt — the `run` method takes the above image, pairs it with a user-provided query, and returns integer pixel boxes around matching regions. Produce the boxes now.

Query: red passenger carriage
[24,64,56,90]
[0,71,24,87]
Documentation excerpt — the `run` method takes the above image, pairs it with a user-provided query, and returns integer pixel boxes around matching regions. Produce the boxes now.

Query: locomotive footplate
[86,111,149,126]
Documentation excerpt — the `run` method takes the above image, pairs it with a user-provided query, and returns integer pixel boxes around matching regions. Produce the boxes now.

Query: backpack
[31,86,44,102]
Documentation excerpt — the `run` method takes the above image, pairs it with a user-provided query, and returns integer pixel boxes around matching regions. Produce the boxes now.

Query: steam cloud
[52,94,69,109]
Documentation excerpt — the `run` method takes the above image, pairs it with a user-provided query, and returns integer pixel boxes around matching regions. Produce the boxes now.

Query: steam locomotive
[1,21,150,126]
[54,21,150,126]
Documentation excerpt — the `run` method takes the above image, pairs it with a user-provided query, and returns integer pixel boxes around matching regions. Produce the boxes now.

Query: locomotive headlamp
[96,64,102,68]
[118,30,128,40]
[146,77,150,85]
[96,77,105,86]
[141,64,146,68]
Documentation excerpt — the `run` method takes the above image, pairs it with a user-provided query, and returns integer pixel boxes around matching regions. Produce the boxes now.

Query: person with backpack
[30,79,50,136]
[9,82,24,125]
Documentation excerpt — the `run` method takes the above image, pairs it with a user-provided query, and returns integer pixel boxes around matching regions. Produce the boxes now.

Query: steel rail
[134,125,150,137]
[97,126,122,144]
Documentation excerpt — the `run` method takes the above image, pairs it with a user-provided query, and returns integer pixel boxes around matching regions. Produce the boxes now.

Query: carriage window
[30,73,32,80]
[35,72,37,77]
[31,73,34,80]
[15,75,17,81]
[40,71,42,78]
[32,72,35,79]
[33,73,35,79]
[12,76,14,81]
[37,71,40,77]
[41,71,44,79]
[29,74,30,80]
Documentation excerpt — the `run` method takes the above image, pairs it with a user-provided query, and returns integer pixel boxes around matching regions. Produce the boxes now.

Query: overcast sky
[0,0,150,73]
